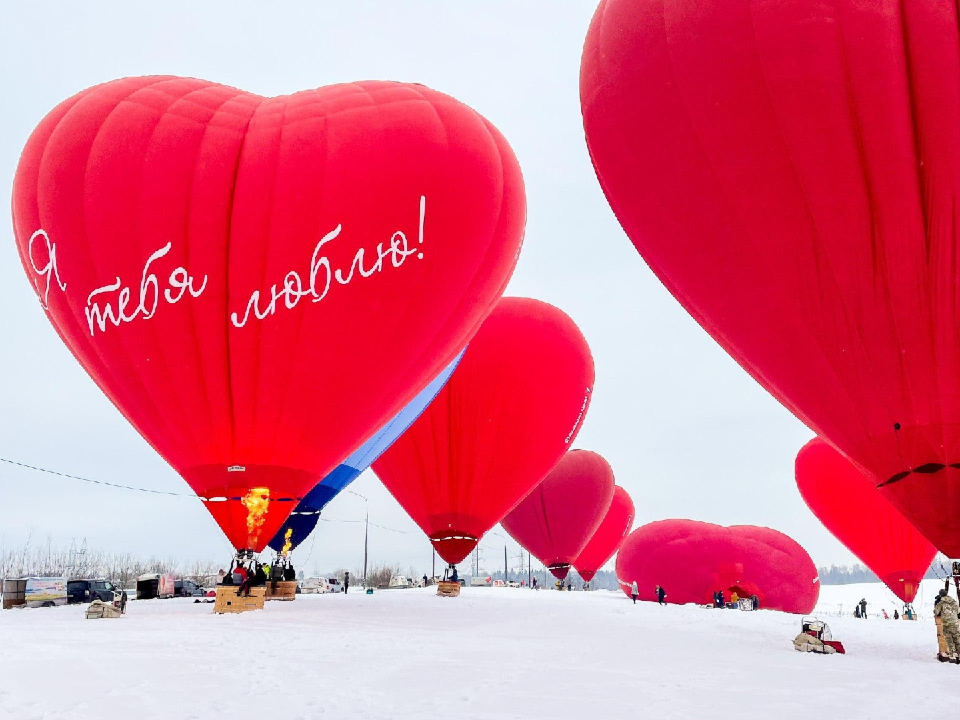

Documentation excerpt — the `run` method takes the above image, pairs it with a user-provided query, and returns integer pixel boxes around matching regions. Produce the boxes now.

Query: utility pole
[432,548,436,581]
[363,510,369,586]
[504,544,508,583]
[527,552,531,588]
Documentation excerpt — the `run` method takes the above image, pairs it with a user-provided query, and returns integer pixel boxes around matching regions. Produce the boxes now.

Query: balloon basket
[264,581,297,601]
[214,586,266,614]
[436,581,460,598]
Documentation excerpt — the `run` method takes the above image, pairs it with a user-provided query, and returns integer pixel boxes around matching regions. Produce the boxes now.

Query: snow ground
[1,583,958,720]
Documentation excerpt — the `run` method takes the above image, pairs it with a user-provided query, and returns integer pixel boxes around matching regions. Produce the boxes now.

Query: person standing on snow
[859,598,867,618]
[630,580,639,604]
[656,585,666,605]
[935,588,960,663]
[343,571,350,594]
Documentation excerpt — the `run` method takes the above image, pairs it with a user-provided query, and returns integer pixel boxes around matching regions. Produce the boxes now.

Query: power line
[0,456,188,497]
[2,454,415,536]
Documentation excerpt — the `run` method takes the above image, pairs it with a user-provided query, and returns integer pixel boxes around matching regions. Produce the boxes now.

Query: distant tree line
[0,536,220,588]
[818,555,948,585]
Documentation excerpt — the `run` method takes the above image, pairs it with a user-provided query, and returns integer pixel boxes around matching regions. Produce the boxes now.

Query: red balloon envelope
[615,520,819,613]
[373,297,594,565]
[502,449,615,579]
[12,76,525,551]
[574,485,635,582]
[582,0,960,556]
[796,438,936,603]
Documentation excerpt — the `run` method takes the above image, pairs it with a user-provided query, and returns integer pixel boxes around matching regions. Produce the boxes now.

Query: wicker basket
[214,585,266,614]
[264,581,297,601]
[436,581,461,598]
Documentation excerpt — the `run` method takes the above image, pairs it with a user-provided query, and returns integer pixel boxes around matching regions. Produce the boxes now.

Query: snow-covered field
[1,582,957,720]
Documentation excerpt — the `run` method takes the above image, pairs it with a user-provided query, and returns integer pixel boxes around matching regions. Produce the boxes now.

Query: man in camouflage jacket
[935,589,960,663]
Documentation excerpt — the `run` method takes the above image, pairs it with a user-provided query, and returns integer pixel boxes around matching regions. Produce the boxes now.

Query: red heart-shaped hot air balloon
[574,485,635,582]
[796,438,935,603]
[372,297,594,565]
[581,0,960,555]
[502,449,615,579]
[12,76,525,551]
[615,520,819,613]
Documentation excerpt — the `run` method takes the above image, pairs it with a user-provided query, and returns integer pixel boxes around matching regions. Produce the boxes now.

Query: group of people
[627,582,667,605]
[219,556,297,597]
[853,598,914,620]
[712,589,760,610]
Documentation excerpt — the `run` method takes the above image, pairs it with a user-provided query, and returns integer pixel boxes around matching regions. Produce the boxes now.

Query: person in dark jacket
[343,571,350,594]
[859,598,868,619]
[253,563,267,586]
[656,585,666,605]
[283,563,296,581]
[717,589,724,608]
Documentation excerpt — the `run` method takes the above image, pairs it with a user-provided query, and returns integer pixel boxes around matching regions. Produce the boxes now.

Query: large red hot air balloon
[796,438,936,603]
[13,76,525,551]
[615,520,819,613]
[502,449,615,579]
[373,297,594,566]
[574,485,635,583]
[582,0,960,556]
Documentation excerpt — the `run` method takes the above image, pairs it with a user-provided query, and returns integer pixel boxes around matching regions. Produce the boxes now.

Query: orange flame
[281,528,293,557]
[241,487,270,547]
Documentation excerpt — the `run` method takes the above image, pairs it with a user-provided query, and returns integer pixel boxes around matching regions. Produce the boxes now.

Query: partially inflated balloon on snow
[796,438,935,603]
[503,450,615,579]
[13,76,525,551]
[615,520,819,613]
[373,297,595,565]
[574,486,635,582]
[582,0,960,557]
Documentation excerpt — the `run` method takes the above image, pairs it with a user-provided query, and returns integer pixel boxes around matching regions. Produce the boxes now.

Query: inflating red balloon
[502,450,615,579]
[574,486,635,583]
[373,297,594,565]
[796,438,935,603]
[615,520,819,613]
[13,76,525,551]
[582,0,960,556]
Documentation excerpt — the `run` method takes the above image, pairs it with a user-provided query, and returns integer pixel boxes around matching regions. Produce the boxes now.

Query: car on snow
[299,577,343,594]
[174,579,205,597]
[67,579,124,605]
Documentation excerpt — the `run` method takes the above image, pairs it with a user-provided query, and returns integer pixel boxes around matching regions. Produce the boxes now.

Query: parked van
[136,573,175,600]
[2,577,67,609]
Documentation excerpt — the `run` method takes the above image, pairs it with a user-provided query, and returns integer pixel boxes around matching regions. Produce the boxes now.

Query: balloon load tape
[878,462,960,487]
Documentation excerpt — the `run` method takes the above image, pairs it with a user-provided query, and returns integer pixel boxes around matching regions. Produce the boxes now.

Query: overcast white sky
[0,1,854,576]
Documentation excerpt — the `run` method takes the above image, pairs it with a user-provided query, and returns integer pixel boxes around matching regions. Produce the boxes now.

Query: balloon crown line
[0,456,414,535]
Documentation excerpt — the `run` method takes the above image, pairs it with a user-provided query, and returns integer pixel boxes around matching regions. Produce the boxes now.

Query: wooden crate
[214,585,266,614]
[436,581,461,598]
[264,581,297,601]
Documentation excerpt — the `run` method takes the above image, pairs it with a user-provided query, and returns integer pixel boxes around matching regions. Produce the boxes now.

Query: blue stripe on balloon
[268,348,464,553]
